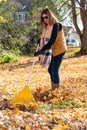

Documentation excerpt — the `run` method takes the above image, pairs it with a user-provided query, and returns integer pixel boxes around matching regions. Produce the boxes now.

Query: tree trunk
[80,14,87,54]
[79,0,87,54]
[71,0,87,55]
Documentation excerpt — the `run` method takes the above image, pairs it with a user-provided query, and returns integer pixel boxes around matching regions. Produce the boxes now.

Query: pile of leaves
[0,107,87,130]
[0,55,87,129]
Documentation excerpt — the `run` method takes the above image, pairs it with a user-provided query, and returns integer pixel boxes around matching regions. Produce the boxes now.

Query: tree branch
[57,0,69,11]
[80,0,87,25]
[71,0,82,39]
[60,11,72,22]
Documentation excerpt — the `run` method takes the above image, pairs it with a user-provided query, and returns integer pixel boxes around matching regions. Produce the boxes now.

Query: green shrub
[0,50,19,64]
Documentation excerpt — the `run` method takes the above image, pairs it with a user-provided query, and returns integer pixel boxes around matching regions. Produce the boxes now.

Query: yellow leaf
[0,16,6,22]
[53,125,63,130]
[76,111,81,118]
[0,0,3,2]
[63,125,68,129]
[53,97,59,105]
[25,124,30,130]
[53,124,68,130]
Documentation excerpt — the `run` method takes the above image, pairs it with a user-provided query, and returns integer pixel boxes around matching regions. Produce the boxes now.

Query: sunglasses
[41,16,48,20]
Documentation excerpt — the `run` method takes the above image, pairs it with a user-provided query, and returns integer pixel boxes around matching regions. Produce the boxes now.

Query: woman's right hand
[34,50,43,56]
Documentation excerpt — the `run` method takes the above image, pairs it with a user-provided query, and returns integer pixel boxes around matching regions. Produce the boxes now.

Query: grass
[37,100,80,112]
[66,46,80,56]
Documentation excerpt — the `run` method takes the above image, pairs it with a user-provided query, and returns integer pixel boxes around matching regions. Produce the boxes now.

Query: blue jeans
[48,53,65,84]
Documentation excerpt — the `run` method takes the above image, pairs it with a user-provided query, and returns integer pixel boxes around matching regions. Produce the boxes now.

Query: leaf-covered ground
[0,54,87,130]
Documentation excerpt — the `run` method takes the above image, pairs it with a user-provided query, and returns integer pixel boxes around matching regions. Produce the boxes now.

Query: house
[15,5,29,22]
[63,25,81,47]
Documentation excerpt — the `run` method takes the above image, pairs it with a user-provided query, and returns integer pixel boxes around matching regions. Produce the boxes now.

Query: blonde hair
[40,8,59,26]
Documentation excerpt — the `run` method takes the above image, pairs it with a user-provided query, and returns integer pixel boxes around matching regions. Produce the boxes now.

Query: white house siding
[64,26,81,47]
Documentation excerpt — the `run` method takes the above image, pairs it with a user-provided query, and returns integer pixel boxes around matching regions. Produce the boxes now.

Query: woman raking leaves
[34,8,67,90]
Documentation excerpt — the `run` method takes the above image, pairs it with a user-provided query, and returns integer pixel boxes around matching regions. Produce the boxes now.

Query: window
[66,39,70,43]
[71,39,75,43]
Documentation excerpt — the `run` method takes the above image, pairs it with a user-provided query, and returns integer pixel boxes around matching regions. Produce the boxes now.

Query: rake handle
[28,44,39,84]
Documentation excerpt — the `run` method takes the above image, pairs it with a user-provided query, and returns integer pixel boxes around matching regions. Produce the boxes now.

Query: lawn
[0,47,87,130]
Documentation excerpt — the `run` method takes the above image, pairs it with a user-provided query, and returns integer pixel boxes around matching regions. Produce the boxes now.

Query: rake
[10,45,39,107]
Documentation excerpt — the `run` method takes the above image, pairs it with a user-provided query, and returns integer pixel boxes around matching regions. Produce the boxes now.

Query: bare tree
[71,0,87,54]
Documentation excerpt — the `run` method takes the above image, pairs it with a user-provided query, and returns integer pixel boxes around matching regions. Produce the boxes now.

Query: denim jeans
[48,52,65,84]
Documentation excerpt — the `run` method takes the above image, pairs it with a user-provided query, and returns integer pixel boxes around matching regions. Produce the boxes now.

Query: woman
[34,8,67,90]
